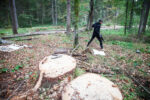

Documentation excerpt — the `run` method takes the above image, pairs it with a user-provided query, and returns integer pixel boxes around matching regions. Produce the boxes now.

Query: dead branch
[77,59,114,75]
[7,80,25,100]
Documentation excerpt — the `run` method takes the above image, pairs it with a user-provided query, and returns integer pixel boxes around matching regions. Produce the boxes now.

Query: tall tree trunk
[138,0,150,37]
[52,0,55,25]
[41,1,45,25]
[74,0,79,47]
[128,0,134,30]
[66,0,71,35]
[86,0,94,31]
[124,0,129,35]
[142,1,150,33]
[54,0,57,25]
[9,0,18,34]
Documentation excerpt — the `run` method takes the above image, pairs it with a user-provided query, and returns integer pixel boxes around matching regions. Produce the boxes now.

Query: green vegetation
[0,65,23,73]
[74,68,86,77]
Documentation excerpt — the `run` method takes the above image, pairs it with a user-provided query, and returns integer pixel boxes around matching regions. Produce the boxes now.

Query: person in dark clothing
[87,19,104,49]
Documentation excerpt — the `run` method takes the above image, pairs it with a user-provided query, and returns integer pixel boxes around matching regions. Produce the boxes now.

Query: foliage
[0,65,23,73]
[74,68,85,77]
[0,68,8,73]
[18,14,33,27]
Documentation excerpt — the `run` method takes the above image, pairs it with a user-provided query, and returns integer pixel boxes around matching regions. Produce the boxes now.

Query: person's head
[99,19,103,24]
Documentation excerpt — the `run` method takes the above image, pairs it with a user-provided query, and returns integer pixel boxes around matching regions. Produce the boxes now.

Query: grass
[0,25,65,36]
[101,28,125,36]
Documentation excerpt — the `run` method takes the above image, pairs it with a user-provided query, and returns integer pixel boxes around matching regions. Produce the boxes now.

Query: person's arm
[92,23,95,28]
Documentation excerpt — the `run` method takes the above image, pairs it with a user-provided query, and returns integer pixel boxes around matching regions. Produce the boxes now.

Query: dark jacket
[92,22,101,34]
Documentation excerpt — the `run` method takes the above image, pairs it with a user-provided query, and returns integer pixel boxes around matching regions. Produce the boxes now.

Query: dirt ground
[0,33,150,100]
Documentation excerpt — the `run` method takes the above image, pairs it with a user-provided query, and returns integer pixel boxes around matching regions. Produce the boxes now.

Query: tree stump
[33,54,76,91]
[62,73,123,100]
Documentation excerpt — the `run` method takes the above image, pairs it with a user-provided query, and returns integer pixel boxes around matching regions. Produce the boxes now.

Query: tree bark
[52,0,55,24]
[66,0,71,35]
[86,0,94,31]
[142,0,150,33]
[128,0,134,30]
[9,0,18,34]
[41,1,45,25]
[124,0,129,35]
[138,0,150,37]
[54,0,57,25]
[74,0,79,48]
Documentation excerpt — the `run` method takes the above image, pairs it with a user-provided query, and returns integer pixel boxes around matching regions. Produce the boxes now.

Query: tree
[86,0,94,31]
[51,0,57,25]
[41,0,45,24]
[138,0,150,37]
[9,0,18,34]
[128,0,135,30]
[124,0,129,35]
[66,0,71,35]
[73,0,79,47]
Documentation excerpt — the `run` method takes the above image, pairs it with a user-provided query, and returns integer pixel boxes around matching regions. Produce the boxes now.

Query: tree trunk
[138,0,150,37]
[9,0,18,34]
[128,0,134,30]
[41,1,45,25]
[66,0,71,35]
[86,0,94,31]
[124,0,129,35]
[54,0,57,25]
[74,0,79,48]
[142,0,150,33]
[52,0,55,25]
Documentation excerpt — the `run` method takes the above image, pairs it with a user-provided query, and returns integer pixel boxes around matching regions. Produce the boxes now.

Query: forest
[0,0,150,100]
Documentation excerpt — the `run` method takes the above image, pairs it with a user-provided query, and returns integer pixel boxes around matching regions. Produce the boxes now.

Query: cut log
[15,37,38,41]
[2,33,43,39]
[62,73,123,100]
[1,31,63,39]
[33,54,76,91]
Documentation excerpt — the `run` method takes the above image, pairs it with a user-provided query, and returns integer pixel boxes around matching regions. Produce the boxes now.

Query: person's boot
[100,45,103,50]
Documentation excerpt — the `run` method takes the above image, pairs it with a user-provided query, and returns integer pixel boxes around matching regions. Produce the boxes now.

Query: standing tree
[138,0,150,37]
[73,0,79,47]
[51,0,57,25]
[9,0,18,34]
[54,0,58,25]
[66,0,71,35]
[128,0,135,30]
[124,0,129,35]
[41,0,45,25]
[86,0,94,31]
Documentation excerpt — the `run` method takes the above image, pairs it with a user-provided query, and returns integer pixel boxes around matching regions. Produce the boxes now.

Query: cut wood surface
[39,54,76,79]
[33,54,76,91]
[62,73,123,100]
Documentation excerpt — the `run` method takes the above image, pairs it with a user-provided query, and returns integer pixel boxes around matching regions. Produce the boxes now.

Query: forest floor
[0,27,150,100]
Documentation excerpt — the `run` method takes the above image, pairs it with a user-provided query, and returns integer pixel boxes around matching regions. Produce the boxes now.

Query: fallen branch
[2,32,59,39]
[7,80,25,100]
[71,44,80,55]
[77,59,114,75]
[122,68,150,95]
[15,37,38,41]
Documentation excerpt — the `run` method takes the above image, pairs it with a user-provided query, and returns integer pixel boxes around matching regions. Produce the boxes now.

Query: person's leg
[96,35,103,49]
[87,34,95,47]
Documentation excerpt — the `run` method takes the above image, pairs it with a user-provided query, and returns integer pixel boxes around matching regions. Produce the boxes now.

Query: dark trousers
[87,33,103,49]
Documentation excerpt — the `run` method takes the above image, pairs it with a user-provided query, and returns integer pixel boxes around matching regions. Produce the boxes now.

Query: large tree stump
[33,54,76,91]
[62,73,123,100]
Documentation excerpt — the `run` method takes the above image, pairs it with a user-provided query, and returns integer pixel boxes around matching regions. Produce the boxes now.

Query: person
[87,19,104,49]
